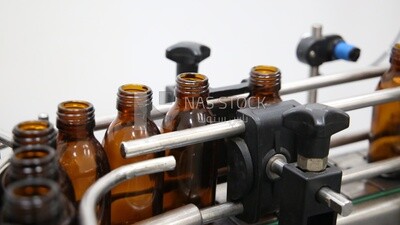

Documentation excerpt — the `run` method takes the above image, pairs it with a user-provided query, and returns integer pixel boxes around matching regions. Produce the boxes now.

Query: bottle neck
[116,84,153,120]
[249,65,281,98]
[56,101,96,138]
[175,73,209,109]
[12,120,57,149]
[389,43,400,71]
[7,146,59,183]
[2,179,63,224]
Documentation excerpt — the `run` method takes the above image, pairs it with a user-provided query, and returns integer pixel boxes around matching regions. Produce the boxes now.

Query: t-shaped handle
[166,41,210,75]
[282,103,349,172]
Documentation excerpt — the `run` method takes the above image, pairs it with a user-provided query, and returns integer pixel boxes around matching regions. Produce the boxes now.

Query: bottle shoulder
[104,118,160,139]
[162,106,214,132]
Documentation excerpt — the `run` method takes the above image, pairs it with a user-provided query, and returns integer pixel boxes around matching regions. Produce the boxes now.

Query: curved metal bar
[79,156,176,225]
[201,202,244,224]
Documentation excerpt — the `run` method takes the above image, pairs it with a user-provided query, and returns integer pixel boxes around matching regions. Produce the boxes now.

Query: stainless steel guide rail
[122,87,400,158]
[79,156,176,225]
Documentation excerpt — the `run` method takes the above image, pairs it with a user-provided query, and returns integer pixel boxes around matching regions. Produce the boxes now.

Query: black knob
[166,42,210,75]
[282,104,349,171]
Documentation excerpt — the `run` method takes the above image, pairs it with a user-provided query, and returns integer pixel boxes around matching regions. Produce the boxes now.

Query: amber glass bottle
[56,100,110,225]
[2,145,75,201]
[162,73,217,211]
[368,43,400,162]
[102,84,163,224]
[1,178,76,225]
[12,120,57,149]
[242,65,282,108]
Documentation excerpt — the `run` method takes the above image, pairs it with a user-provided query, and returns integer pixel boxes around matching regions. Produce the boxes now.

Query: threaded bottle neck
[175,73,209,107]
[249,65,281,93]
[56,100,95,135]
[7,145,58,183]
[117,84,153,116]
[12,120,57,149]
[3,179,62,224]
[390,43,400,68]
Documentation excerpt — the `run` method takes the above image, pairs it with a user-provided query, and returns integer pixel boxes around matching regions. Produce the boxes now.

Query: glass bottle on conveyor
[162,73,218,211]
[56,100,111,225]
[102,84,163,224]
[368,43,400,163]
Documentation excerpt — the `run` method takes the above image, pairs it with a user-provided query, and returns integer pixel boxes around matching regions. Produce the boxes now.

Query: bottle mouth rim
[119,84,152,95]
[251,65,280,75]
[58,100,93,111]
[177,73,208,83]
[5,178,59,205]
[57,100,95,122]
[12,145,55,167]
[14,120,52,134]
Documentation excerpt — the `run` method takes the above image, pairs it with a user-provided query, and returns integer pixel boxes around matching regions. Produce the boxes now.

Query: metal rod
[201,202,244,224]
[342,156,400,184]
[317,187,353,217]
[308,66,319,103]
[0,130,12,148]
[281,65,386,95]
[330,130,369,148]
[324,87,400,111]
[136,202,244,225]
[307,23,323,104]
[122,119,245,159]
[79,156,176,225]
[134,204,202,225]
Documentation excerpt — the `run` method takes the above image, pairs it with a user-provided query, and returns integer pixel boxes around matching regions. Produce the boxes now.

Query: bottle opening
[117,84,153,113]
[12,120,57,148]
[6,179,58,203]
[57,100,95,129]
[60,101,91,110]
[121,84,149,93]
[390,43,400,64]
[250,65,281,88]
[176,73,209,98]
[253,65,279,75]
[13,184,51,197]
[15,149,49,160]
[178,73,207,82]
[17,121,49,131]
[13,146,54,165]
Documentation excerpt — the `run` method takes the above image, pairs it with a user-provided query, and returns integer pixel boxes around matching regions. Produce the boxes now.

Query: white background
[0,0,399,151]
